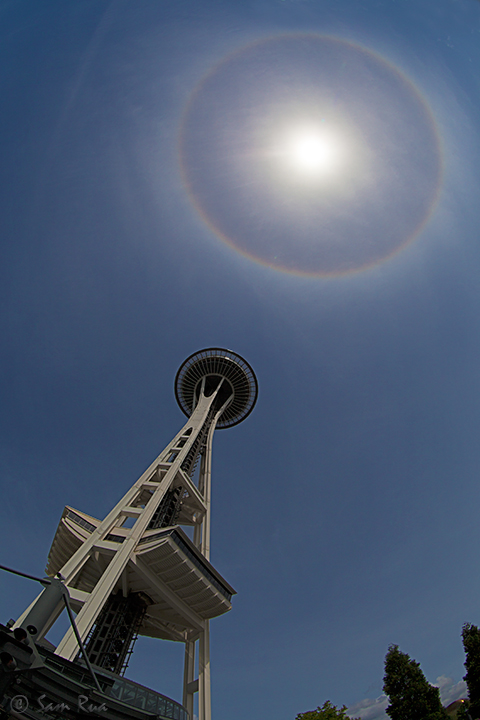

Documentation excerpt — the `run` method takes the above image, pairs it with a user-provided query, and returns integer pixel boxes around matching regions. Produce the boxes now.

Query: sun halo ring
[178,34,443,278]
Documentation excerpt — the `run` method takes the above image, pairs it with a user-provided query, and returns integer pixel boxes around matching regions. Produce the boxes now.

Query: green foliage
[462,622,480,718]
[455,700,472,720]
[295,700,360,720]
[383,644,448,720]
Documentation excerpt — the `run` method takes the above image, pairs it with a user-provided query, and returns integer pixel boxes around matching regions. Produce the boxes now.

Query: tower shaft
[15,349,257,720]
[56,384,225,655]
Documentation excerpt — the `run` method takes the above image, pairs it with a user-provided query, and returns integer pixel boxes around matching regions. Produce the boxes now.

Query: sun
[264,122,348,186]
[180,34,442,275]
[287,128,341,174]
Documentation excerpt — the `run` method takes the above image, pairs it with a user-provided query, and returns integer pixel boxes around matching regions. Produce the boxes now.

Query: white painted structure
[16,349,257,720]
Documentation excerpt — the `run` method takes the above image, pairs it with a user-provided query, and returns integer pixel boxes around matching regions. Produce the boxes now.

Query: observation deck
[175,348,258,428]
[46,508,235,641]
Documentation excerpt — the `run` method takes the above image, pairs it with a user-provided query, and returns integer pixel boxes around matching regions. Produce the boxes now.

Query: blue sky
[1,1,480,719]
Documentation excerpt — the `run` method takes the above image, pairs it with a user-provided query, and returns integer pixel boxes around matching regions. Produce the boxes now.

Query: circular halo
[179,34,443,277]
[175,348,258,429]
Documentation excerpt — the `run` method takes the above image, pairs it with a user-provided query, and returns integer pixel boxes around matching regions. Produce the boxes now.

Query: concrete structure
[15,348,257,720]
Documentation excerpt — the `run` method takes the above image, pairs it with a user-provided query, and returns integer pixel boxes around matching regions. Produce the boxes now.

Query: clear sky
[1,1,480,719]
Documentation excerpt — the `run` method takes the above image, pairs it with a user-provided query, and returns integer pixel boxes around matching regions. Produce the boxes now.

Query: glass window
[121,683,137,705]
[146,693,158,713]
[110,681,123,700]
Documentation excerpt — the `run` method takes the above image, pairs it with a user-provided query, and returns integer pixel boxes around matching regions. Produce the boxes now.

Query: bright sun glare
[286,128,341,174]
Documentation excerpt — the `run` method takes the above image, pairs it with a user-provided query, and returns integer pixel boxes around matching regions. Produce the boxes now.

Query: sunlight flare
[286,128,341,174]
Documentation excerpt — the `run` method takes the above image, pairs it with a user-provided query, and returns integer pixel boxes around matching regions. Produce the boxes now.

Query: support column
[200,420,215,561]
[198,621,211,720]
[183,639,196,718]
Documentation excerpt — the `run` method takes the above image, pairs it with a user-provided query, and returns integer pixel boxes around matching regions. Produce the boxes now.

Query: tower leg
[198,621,211,720]
[183,638,196,718]
[55,543,133,660]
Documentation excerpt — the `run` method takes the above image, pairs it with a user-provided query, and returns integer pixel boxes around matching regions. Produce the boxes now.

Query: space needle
[2,349,257,720]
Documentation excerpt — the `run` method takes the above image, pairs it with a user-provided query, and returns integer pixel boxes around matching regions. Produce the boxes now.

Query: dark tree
[295,701,360,719]
[456,702,474,720]
[383,644,448,720]
[461,623,480,719]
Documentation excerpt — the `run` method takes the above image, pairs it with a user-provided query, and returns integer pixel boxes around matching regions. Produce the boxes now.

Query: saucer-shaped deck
[175,348,258,428]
